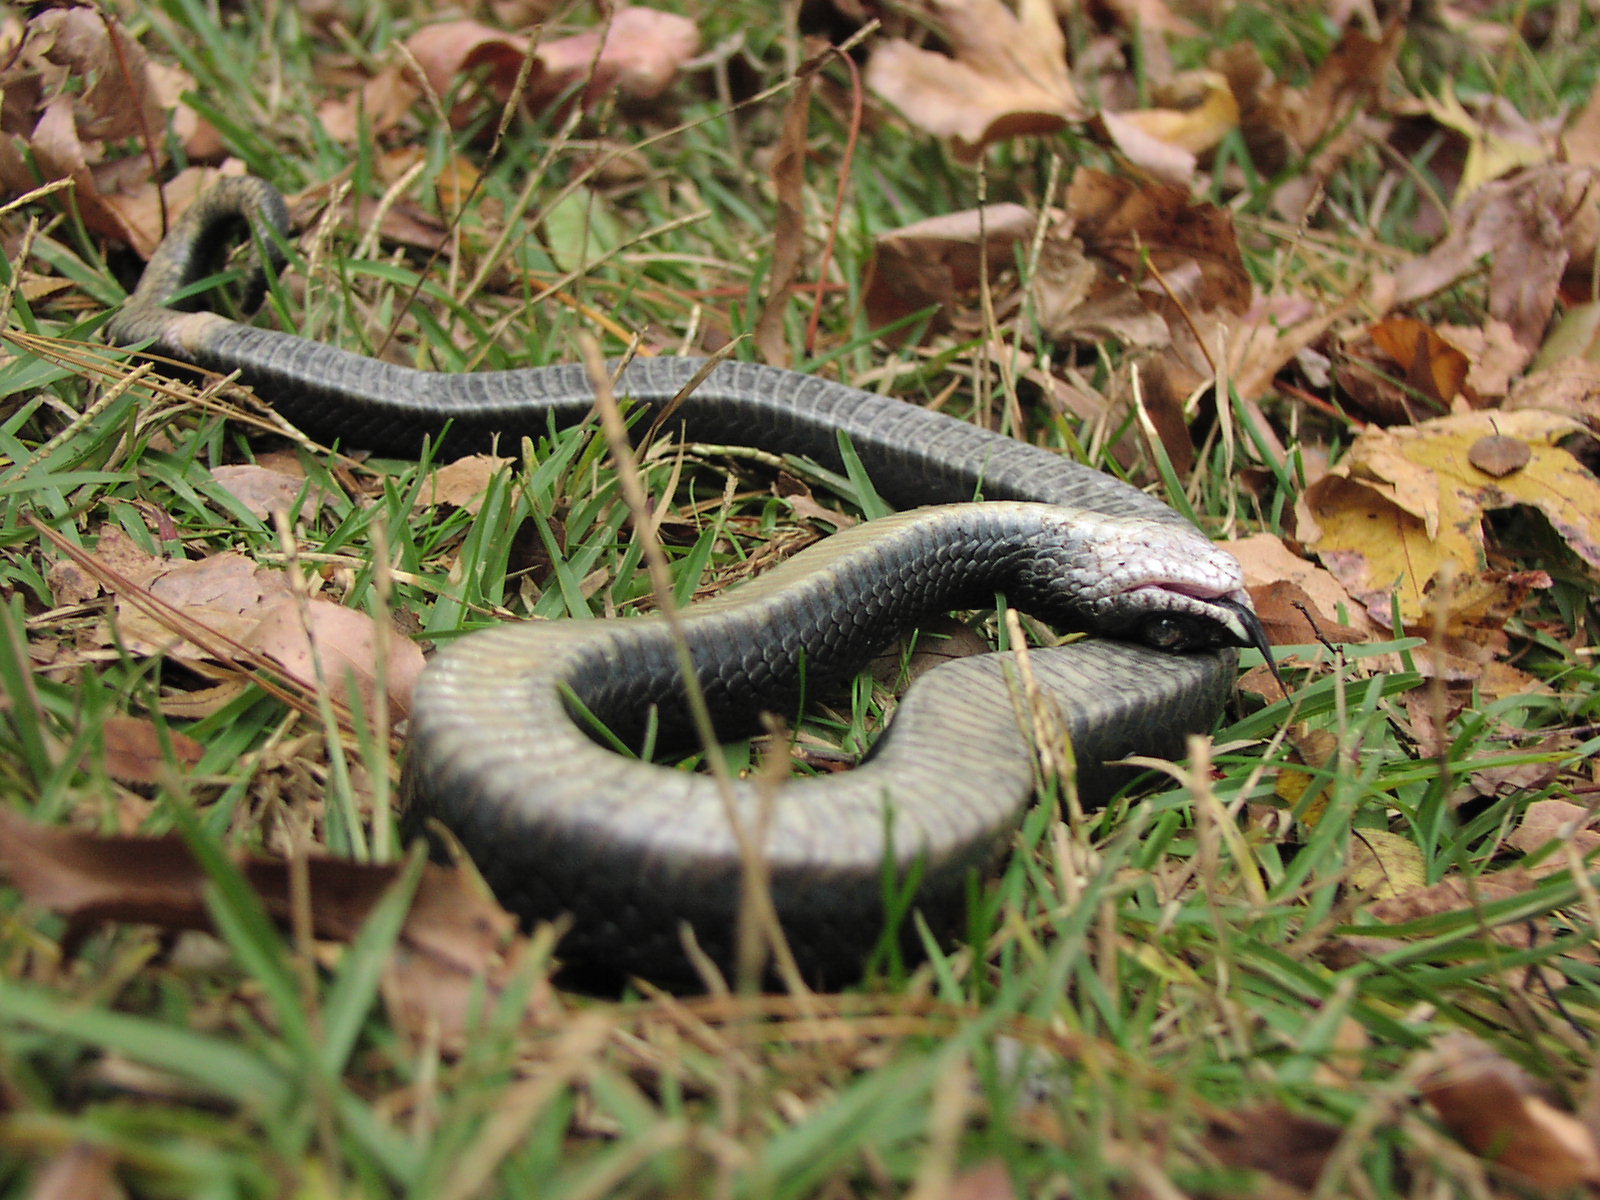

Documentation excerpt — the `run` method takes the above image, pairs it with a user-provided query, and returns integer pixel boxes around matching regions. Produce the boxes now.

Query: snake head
[1041,514,1271,657]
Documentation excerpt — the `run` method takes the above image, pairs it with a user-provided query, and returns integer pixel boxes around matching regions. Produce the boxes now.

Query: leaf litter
[11,0,1600,1193]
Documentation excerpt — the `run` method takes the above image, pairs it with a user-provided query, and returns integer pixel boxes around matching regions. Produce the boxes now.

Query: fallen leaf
[247,597,425,716]
[1094,109,1197,185]
[865,0,1087,160]
[1419,1034,1600,1189]
[0,809,541,1043]
[1466,435,1529,477]
[1296,409,1600,628]
[1066,169,1252,318]
[98,716,205,786]
[318,9,699,142]
[1217,22,1402,221]
[1349,829,1428,899]
[1223,533,1375,642]
[862,204,1037,336]
[113,552,292,660]
[1507,799,1600,877]
[1367,316,1471,410]
[1415,85,1555,200]
[1028,233,1168,348]
[1203,1104,1342,1192]
[1275,725,1341,818]
[1506,358,1600,425]
[423,454,517,514]
[1392,165,1600,353]
[1096,69,1239,183]
[47,558,101,607]
[1317,871,1537,968]
[210,464,328,519]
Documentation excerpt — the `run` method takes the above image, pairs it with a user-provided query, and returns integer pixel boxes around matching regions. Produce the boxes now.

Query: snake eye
[1140,615,1189,649]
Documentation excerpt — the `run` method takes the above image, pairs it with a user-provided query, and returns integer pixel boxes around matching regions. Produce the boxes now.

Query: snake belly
[107,176,1253,982]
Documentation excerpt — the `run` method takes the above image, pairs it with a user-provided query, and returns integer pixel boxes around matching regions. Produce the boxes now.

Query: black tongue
[1216,597,1288,699]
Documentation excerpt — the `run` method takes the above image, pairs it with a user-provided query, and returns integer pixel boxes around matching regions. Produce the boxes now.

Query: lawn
[3,0,1600,1196]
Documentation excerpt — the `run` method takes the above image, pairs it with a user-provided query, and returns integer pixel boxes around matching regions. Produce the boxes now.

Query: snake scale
[107,176,1267,982]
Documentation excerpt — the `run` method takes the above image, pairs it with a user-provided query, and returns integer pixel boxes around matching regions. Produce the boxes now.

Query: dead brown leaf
[111,551,290,660]
[0,10,223,254]
[1216,21,1402,220]
[1096,69,1239,184]
[1029,232,1168,348]
[1419,1034,1600,1189]
[1506,357,1600,425]
[862,203,1037,336]
[211,464,328,519]
[1318,870,1537,968]
[247,597,425,717]
[865,0,1087,160]
[423,453,516,514]
[1507,799,1600,877]
[1067,169,1251,318]
[1222,533,1375,643]
[1392,165,1600,353]
[1203,1105,1342,1193]
[98,715,205,786]
[318,8,699,143]
[0,808,542,1042]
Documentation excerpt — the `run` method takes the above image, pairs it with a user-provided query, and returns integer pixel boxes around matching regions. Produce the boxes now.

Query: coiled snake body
[108,177,1266,981]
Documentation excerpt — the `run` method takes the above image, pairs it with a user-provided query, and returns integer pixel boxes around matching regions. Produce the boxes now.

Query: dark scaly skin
[108,177,1264,983]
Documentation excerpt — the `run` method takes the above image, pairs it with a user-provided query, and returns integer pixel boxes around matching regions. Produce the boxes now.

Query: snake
[106,176,1268,983]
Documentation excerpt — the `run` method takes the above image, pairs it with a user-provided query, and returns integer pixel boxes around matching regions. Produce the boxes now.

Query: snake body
[107,177,1263,981]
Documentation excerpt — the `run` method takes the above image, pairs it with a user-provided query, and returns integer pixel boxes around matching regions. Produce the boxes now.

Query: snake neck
[555,503,1185,754]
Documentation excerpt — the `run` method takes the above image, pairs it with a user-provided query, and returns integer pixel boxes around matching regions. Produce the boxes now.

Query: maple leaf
[865,0,1088,160]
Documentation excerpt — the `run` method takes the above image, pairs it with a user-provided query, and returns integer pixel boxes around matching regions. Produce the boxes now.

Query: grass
[3,0,1600,1196]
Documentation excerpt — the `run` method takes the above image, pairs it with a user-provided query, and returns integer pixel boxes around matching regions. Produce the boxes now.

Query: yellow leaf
[1421,85,1550,200]
[1116,71,1240,155]
[1350,829,1427,899]
[1298,409,1600,627]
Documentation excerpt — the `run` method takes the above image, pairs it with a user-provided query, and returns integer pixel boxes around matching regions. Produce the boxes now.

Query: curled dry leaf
[0,10,221,255]
[1419,1034,1600,1190]
[1214,21,1402,220]
[1094,69,1239,185]
[0,808,541,1044]
[1391,165,1600,353]
[865,0,1087,161]
[318,8,700,142]
[1222,533,1375,644]
[1296,409,1600,629]
[862,203,1037,336]
[1066,168,1251,317]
